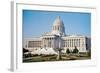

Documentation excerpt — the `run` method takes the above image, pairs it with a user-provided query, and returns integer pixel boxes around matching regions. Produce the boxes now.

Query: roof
[53,16,64,27]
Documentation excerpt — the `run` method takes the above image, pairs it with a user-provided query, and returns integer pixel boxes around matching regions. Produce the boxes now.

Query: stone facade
[24,16,91,53]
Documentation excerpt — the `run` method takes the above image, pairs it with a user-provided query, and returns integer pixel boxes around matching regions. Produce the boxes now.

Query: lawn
[23,53,91,63]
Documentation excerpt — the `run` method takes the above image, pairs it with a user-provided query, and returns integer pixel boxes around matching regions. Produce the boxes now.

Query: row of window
[64,39,81,47]
[28,41,41,47]
[27,39,85,48]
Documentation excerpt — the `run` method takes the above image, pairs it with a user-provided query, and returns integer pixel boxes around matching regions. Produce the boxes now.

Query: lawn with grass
[23,53,91,63]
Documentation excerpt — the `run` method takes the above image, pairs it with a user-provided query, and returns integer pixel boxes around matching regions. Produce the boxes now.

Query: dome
[53,16,64,27]
[52,16,65,36]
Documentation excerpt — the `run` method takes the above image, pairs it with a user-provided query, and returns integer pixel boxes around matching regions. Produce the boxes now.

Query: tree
[23,48,30,58]
[23,48,29,53]
[72,46,79,53]
[66,48,70,54]
[88,49,91,57]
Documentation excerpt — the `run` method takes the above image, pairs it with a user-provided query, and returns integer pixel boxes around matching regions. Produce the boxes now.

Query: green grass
[23,53,91,63]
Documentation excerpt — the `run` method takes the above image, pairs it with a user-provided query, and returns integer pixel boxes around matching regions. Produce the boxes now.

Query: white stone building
[24,16,91,54]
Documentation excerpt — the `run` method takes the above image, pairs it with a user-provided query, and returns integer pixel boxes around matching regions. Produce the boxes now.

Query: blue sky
[23,10,91,38]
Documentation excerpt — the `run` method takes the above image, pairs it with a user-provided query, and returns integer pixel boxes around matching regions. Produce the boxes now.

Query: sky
[23,10,91,38]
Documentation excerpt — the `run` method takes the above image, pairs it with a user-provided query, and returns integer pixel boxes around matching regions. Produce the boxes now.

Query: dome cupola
[52,16,65,36]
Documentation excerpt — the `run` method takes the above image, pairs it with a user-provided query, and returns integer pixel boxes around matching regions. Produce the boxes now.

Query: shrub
[72,46,79,54]
[66,48,70,54]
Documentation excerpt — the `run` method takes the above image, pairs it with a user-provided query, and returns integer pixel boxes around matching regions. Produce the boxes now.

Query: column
[67,39,69,47]
[79,39,80,47]
[42,38,45,48]
[72,39,73,47]
[53,37,55,48]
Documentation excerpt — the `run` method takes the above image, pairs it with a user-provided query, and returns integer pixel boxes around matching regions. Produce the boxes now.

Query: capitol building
[24,16,91,54]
